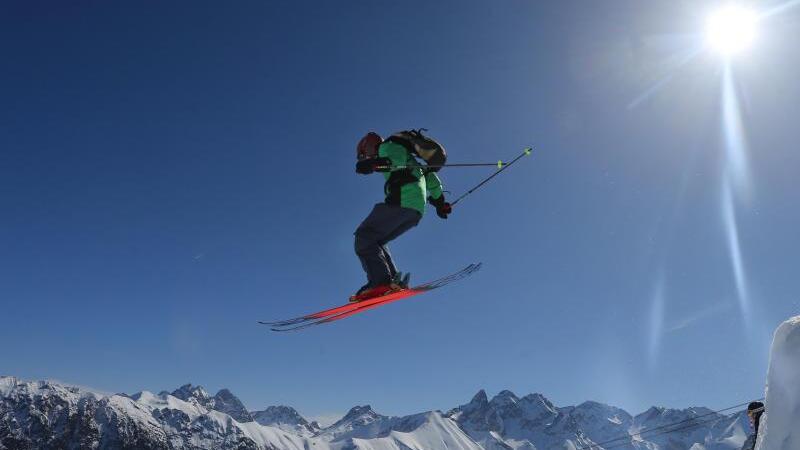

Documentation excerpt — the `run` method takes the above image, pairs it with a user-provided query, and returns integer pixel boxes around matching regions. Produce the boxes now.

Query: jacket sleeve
[425,172,444,200]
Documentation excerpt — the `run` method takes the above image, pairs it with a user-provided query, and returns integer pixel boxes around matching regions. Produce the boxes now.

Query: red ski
[261,263,481,332]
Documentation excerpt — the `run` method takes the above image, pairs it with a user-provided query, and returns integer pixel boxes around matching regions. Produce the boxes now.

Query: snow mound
[755,315,800,450]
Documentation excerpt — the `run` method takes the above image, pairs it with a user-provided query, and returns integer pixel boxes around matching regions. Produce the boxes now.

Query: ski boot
[349,272,410,303]
[393,271,411,289]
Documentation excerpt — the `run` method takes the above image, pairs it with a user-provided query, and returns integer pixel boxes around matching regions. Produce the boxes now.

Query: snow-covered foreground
[755,316,800,450]
[0,375,753,450]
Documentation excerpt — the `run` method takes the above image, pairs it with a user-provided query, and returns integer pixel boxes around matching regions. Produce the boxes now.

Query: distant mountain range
[0,376,750,450]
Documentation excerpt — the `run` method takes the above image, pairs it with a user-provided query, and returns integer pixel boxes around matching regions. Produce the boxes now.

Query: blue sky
[2,1,800,421]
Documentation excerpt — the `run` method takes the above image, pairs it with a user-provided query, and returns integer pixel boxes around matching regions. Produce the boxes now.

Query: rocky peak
[449,390,489,417]
[493,390,519,400]
[471,389,489,405]
[252,405,319,434]
[253,405,307,425]
[489,390,524,420]
[447,390,514,434]
[566,401,632,447]
[518,393,559,424]
[571,400,630,420]
[321,405,390,441]
[167,384,252,422]
[212,388,252,423]
[171,384,211,404]
[338,405,380,423]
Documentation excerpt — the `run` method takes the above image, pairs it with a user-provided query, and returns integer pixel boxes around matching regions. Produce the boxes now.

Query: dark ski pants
[354,203,421,288]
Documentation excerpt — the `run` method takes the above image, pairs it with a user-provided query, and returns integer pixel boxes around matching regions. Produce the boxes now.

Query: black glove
[356,159,375,174]
[428,195,452,219]
[356,158,392,175]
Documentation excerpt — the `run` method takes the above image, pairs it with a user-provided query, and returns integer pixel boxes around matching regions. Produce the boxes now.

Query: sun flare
[706,6,757,56]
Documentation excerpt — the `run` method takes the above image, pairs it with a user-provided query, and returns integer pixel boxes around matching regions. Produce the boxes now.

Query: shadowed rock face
[168,384,253,423]
[0,377,748,450]
[252,405,320,435]
[211,388,253,423]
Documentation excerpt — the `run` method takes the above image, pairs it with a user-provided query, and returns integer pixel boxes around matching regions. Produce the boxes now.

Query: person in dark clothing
[351,130,451,302]
[741,401,764,450]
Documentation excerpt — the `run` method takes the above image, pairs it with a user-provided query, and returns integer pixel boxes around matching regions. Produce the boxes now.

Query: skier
[351,130,452,302]
[740,401,764,450]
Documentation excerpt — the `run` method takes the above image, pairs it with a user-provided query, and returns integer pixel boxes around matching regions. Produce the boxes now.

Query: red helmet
[357,132,383,160]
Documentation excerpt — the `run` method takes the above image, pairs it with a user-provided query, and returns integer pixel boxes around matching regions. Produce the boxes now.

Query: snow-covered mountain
[444,389,747,450]
[446,389,593,450]
[0,376,749,450]
[562,401,633,448]
[0,377,316,450]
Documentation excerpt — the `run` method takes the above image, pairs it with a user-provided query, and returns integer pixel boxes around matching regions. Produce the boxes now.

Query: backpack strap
[386,129,441,174]
[384,169,420,205]
[385,134,417,156]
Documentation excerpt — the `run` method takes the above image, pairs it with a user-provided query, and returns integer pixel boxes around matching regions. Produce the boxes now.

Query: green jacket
[378,141,444,216]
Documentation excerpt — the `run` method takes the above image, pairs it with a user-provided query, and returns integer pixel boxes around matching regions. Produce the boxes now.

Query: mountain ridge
[0,376,749,450]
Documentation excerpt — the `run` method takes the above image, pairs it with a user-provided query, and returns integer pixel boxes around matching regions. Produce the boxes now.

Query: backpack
[386,129,447,172]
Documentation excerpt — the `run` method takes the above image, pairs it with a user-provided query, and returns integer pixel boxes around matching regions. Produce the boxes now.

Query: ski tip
[271,324,312,332]
[524,147,532,155]
[259,316,317,327]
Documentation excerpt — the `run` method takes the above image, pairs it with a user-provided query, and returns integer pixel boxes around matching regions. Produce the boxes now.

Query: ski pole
[375,161,510,170]
[450,147,532,206]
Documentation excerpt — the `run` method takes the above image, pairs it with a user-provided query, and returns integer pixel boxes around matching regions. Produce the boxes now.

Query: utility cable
[578,397,764,450]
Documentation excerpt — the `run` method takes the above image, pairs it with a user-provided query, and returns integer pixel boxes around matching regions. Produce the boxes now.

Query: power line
[578,397,764,450]
[579,398,762,450]
[600,411,744,450]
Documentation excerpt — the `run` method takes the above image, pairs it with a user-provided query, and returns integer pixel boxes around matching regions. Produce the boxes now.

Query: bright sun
[706,6,758,56]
